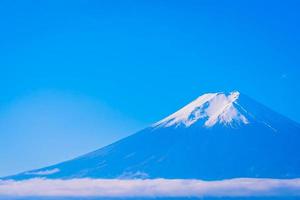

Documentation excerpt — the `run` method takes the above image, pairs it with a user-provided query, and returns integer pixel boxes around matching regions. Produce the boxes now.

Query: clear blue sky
[0,0,300,176]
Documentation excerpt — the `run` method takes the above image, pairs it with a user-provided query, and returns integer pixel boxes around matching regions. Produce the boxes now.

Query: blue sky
[0,0,300,176]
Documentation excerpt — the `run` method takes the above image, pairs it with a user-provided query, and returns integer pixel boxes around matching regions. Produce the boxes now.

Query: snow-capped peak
[154,91,249,128]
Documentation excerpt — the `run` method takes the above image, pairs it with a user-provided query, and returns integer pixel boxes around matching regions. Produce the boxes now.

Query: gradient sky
[0,0,300,177]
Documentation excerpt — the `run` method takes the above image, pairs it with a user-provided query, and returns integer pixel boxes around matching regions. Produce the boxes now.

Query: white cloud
[0,178,300,197]
[25,168,60,176]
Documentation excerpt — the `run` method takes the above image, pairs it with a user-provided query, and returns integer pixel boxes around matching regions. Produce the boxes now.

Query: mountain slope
[5,91,300,180]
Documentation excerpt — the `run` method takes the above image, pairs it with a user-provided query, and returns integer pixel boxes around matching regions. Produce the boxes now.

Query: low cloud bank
[0,178,300,197]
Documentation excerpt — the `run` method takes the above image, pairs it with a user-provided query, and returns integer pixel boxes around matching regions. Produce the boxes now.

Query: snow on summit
[154,91,249,128]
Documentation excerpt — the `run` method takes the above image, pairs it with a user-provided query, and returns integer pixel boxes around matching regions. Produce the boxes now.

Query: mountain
[5,91,300,180]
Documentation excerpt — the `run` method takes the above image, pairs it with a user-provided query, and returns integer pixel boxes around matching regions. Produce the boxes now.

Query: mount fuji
[5,91,300,181]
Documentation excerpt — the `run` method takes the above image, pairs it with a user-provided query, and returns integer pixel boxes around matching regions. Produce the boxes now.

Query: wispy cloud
[25,168,60,176]
[0,178,300,197]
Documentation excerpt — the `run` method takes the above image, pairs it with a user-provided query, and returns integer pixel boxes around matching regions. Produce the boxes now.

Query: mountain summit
[154,91,248,128]
[5,91,300,180]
